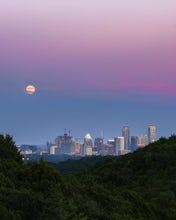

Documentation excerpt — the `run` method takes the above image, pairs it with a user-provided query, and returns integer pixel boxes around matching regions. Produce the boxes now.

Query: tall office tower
[94,137,103,155]
[137,135,148,148]
[55,132,73,154]
[122,126,130,150]
[83,133,93,156]
[72,142,82,155]
[84,133,93,147]
[131,136,138,151]
[94,138,103,147]
[115,136,124,155]
[148,125,156,143]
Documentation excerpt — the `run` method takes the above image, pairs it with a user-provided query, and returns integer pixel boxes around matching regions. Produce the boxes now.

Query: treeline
[50,155,107,174]
[0,134,176,219]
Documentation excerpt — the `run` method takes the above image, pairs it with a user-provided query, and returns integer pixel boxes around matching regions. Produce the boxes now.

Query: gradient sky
[0,0,176,144]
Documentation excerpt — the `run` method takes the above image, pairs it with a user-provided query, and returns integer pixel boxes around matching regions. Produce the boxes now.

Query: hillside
[50,155,107,174]
[51,135,176,219]
[0,134,176,219]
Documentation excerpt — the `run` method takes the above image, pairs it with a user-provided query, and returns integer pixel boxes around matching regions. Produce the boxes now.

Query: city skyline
[20,124,157,158]
[51,124,156,144]
[0,0,176,144]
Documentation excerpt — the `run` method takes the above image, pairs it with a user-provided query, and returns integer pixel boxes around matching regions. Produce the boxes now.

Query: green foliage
[0,134,22,164]
[52,156,106,174]
[1,134,176,219]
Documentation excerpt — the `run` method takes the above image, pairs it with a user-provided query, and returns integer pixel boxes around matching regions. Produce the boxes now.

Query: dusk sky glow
[0,0,176,144]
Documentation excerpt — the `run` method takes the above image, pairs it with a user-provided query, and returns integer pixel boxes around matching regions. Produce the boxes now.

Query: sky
[0,0,176,144]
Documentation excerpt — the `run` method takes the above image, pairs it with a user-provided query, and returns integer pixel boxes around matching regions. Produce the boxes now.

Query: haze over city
[0,0,176,145]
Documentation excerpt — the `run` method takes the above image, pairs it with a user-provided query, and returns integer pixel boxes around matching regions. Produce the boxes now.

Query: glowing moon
[26,85,36,95]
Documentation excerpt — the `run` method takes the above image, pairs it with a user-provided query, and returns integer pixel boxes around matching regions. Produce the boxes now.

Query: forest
[0,134,176,219]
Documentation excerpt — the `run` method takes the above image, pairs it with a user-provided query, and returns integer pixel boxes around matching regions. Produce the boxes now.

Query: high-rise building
[85,146,93,156]
[84,133,93,147]
[94,138,103,147]
[137,135,148,148]
[148,125,156,143]
[93,137,103,155]
[131,136,138,151]
[102,144,114,156]
[107,139,115,146]
[72,142,82,155]
[115,136,124,155]
[55,133,73,154]
[122,126,130,150]
[83,133,93,156]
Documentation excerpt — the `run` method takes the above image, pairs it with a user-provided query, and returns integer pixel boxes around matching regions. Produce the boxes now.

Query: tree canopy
[1,134,176,219]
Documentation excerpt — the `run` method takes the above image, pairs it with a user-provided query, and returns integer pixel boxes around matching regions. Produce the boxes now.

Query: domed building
[83,133,93,156]
[84,133,93,146]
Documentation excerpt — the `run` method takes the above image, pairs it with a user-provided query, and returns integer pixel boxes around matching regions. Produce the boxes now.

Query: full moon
[26,85,36,95]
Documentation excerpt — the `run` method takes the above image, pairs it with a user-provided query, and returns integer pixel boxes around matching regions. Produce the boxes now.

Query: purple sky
[0,0,176,144]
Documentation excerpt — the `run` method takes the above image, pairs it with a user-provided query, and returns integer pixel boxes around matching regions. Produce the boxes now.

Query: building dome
[84,133,93,147]
[85,133,92,140]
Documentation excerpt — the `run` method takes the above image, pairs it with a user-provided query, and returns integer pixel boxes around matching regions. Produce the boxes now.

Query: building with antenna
[55,132,73,155]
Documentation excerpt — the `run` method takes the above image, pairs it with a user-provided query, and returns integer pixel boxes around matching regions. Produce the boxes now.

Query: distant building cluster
[19,124,157,158]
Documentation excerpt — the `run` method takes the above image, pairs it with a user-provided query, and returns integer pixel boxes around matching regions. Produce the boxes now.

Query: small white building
[20,149,32,155]
[49,145,57,155]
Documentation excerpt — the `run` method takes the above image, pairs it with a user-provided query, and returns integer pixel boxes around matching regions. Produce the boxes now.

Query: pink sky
[0,0,176,98]
[1,0,176,143]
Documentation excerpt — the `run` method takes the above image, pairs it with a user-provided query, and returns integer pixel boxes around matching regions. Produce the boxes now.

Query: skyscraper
[115,136,124,155]
[148,125,156,143]
[55,132,73,154]
[137,135,148,148]
[131,136,138,151]
[122,126,130,150]
[94,137,103,147]
[83,133,93,156]
[84,133,93,147]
